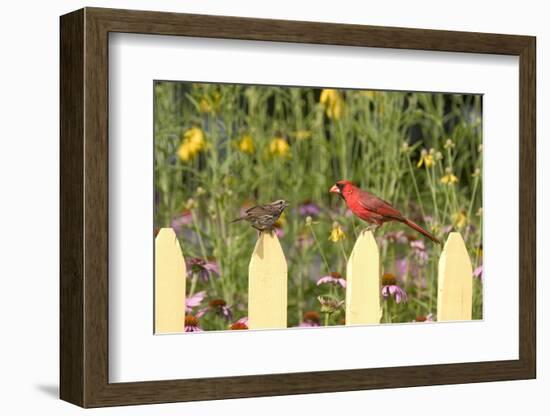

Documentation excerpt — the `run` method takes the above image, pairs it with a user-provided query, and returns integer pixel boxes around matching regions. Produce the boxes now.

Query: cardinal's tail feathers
[403,218,441,244]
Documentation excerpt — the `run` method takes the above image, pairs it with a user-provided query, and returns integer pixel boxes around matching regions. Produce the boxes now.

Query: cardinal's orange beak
[329,184,340,194]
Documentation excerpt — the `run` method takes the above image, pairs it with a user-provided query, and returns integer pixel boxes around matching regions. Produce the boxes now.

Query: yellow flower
[472,168,481,178]
[294,130,312,140]
[319,89,343,119]
[476,245,483,258]
[177,127,206,161]
[440,167,459,185]
[238,134,255,154]
[269,137,291,158]
[199,92,221,114]
[274,212,287,229]
[199,98,211,113]
[417,149,435,168]
[328,222,346,242]
[400,141,411,154]
[452,210,467,229]
[444,139,455,149]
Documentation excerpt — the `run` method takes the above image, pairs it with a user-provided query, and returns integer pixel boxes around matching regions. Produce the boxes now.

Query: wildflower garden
[154,81,483,332]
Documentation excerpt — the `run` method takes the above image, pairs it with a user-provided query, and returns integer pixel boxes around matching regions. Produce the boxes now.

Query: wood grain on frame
[60,7,536,407]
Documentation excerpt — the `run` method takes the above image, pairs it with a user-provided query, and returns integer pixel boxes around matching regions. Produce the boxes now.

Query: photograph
[153,81,483,333]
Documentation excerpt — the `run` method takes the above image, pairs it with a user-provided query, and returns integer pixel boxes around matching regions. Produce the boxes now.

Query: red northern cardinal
[330,180,441,244]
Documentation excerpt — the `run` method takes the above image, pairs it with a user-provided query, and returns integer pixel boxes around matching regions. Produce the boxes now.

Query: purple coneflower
[473,265,483,279]
[184,315,202,332]
[197,299,233,320]
[230,317,248,330]
[299,201,321,217]
[317,271,346,288]
[381,273,408,304]
[185,290,206,313]
[384,230,408,244]
[299,311,321,327]
[395,257,409,277]
[410,239,429,264]
[442,225,453,234]
[413,313,434,323]
[186,257,220,282]
[171,210,193,233]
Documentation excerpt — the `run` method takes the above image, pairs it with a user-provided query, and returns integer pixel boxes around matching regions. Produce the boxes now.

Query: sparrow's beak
[329,184,340,194]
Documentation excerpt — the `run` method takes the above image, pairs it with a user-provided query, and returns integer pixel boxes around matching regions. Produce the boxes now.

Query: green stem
[464,175,480,241]
[383,301,392,323]
[339,240,348,263]
[189,272,199,297]
[425,165,440,224]
[309,225,331,273]
[191,208,209,260]
[405,155,427,221]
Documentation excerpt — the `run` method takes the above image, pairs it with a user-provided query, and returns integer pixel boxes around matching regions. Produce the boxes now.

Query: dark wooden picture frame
[60,7,536,408]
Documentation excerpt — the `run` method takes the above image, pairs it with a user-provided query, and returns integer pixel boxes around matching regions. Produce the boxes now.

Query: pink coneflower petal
[171,210,193,233]
[382,284,408,304]
[385,230,408,244]
[195,307,209,318]
[317,272,346,288]
[442,225,453,234]
[236,316,248,325]
[473,265,483,279]
[185,290,207,312]
[203,261,220,275]
[298,321,320,327]
[410,240,426,250]
[186,258,220,282]
[184,326,203,332]
[395,258,409,277]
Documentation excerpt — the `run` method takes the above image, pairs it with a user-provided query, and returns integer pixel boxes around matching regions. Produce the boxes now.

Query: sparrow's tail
[402,218,441,244]
[229,217,244,224]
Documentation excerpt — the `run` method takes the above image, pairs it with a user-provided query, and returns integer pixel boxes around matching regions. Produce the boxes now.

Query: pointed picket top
[437,232,473,321]
[155,228,186,334]
[248,232,288,330]
[346,230,382,325]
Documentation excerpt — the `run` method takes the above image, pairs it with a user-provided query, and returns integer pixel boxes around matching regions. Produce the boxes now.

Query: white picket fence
[154,228,473,333]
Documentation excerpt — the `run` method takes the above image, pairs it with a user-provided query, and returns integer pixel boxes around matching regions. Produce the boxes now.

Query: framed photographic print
[60,7,536,408]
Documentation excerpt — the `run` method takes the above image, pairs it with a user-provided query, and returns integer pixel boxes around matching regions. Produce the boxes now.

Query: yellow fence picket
[437,232,473,321]
[155,228,186,334]
[346,231,381,325]
[248,232,288,329]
